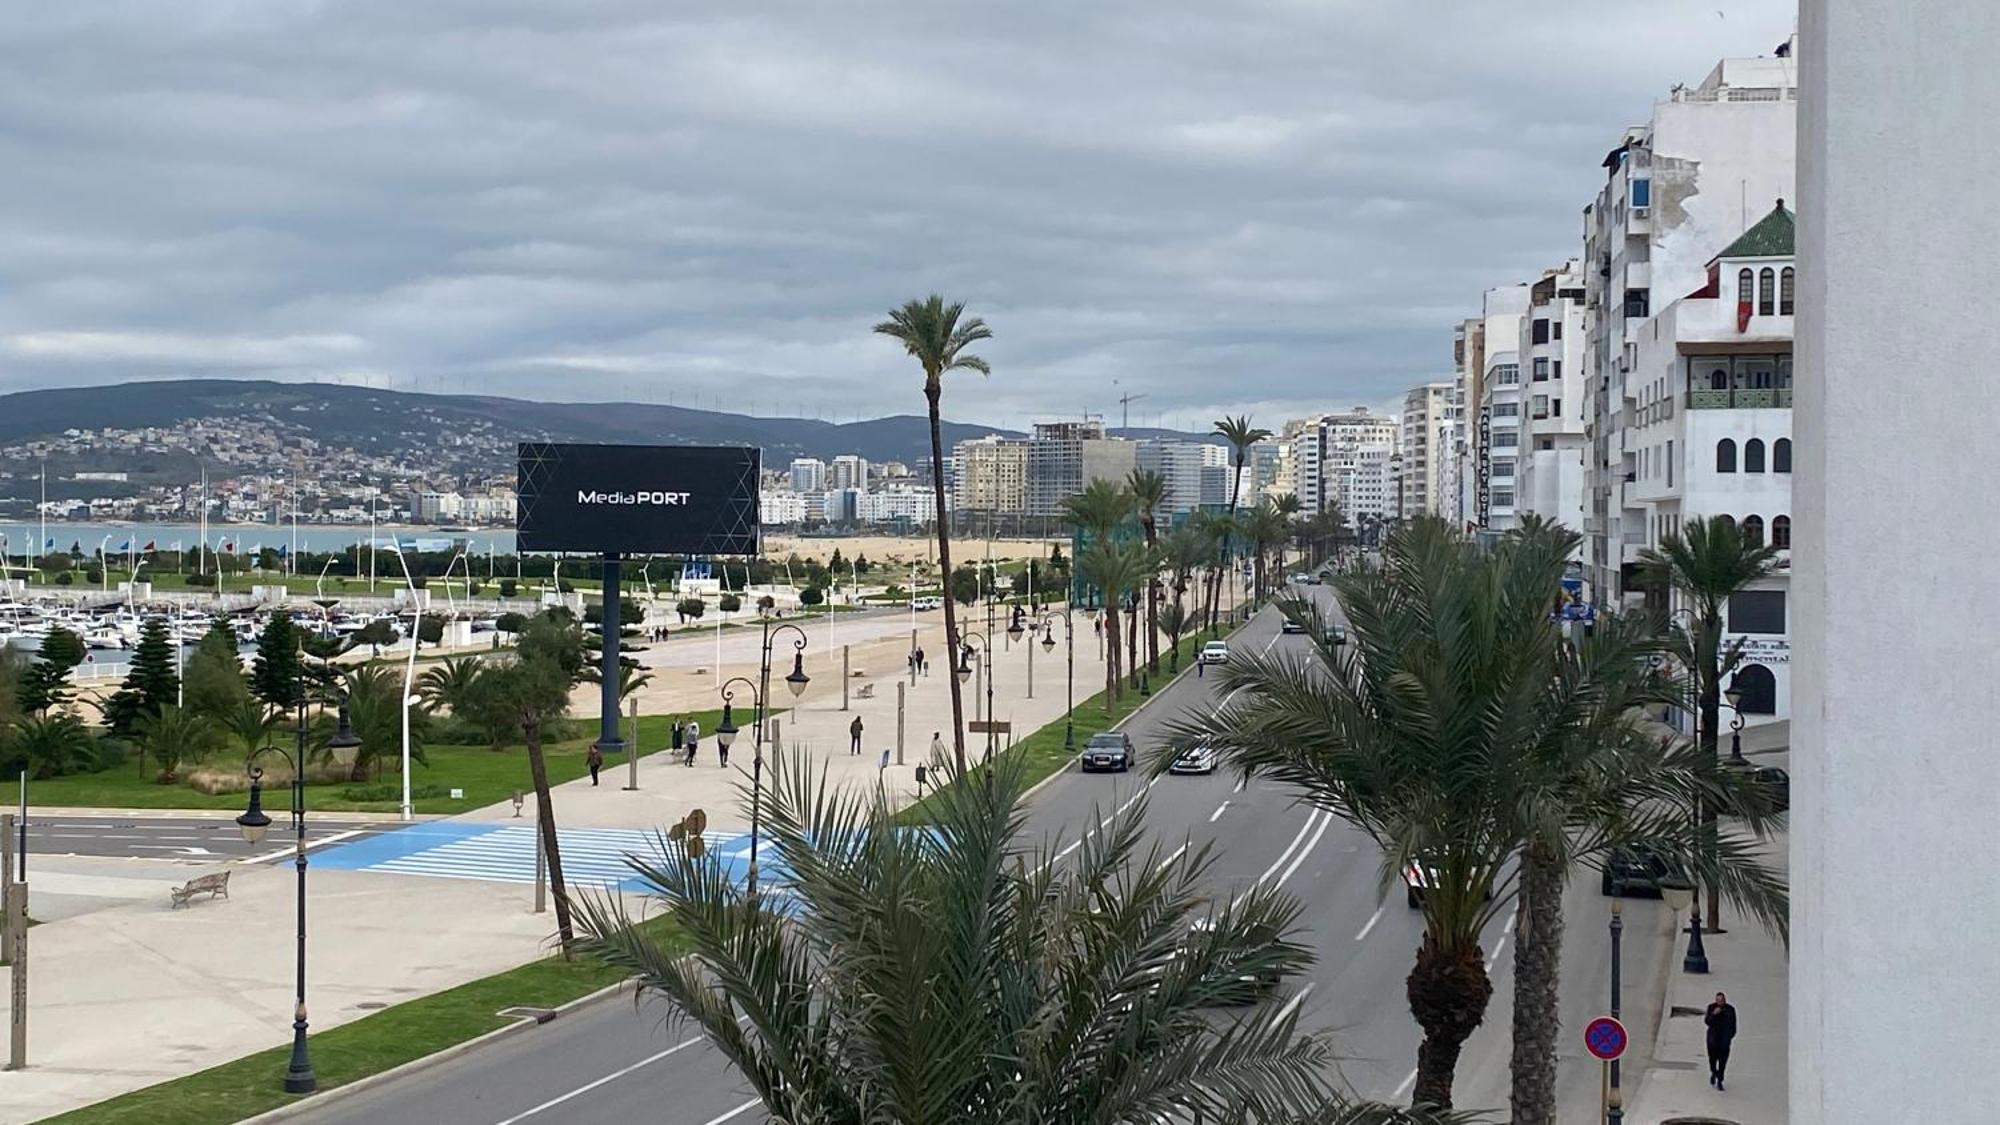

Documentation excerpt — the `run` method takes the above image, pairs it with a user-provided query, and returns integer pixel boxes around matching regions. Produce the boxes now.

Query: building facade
[1025,420,1136,518]
[1399,382,1455,519]
[951,435,1028,515]
[1515,262,1591,542]
[1288,408,1400,519]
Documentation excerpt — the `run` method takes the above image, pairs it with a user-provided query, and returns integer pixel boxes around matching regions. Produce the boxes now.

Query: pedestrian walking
[930,731,946,767]
[1705,991,1738,1091]
[672,718,685,752]
[916,647,927,675]
[586,744,604,786]
[850,715,864,755]
[687,719,702,766]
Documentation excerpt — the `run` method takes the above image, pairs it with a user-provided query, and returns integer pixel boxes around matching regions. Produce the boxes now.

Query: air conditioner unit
[1632,207,1650,220]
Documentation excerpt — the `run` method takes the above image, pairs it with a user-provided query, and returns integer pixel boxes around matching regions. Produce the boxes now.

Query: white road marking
[1155,842,1189,872]
[1394,1067,1419,1098]
[699,1098,762,1125]
[242,828,368,865]
[1491,936,1509,963]
[1354,905,1385,942]
[1273,811,1332,889]
[1274,981,1315,1023]
[1504,912,1518,937]
[1232,778,1246,794]
[493,1035,707,1123]
[1208,801,1229,823]
[1233,810,1324,908]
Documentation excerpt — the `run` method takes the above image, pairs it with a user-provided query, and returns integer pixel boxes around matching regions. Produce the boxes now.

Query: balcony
[1686,387,1793,409]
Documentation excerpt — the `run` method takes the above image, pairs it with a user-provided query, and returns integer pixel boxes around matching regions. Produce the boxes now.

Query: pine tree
[104,617,179,737]
[250,612,304,709]
[18,626,85,715]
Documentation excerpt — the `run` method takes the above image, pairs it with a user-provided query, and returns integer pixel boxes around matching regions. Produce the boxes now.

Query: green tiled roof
[1719,200,1794,259]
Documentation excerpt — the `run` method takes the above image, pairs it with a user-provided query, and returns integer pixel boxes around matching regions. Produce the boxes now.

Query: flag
[143,540,155,552]
[117,540,129,553]
[223,541,235,552]
[277,544,288,557]
[43,538,53,550]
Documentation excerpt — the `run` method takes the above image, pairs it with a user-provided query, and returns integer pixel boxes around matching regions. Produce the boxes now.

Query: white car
[1169,743,1217,775]
[1199,640,1230,665]
[910,596,943,611]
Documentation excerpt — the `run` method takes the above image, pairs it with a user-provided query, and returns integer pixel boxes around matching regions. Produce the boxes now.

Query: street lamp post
[1037,609,1076,752]
[1008,606,1028,698]
[1608,899,1625,1123]
[1660,878,1708,974]
[1723,680,1747,766]
[716,616,808,902]
[234,700,361,1094]
[956,630,994,765]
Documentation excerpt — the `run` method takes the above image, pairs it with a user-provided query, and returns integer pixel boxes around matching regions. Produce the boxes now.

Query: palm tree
[1075,540,1149,712]
[1209,415,1272,629]
[575,752,1467,1125]
[1239,500,1292,602]
[11,713,96,779]
[581,661,654,706]
[340,663,429,783]
[417,655,486,716]
[136,706,220,784]
[223,697,280,762]
[1637,514,1781,932]
[1497,515,1787,1124]
[1060,477,1136,542]
[1162,523,1212,650]
[875,295,993,775]
[1128,467,1168,674]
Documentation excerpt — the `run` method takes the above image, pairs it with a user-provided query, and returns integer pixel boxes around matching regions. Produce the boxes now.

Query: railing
[1686,387,1792,409]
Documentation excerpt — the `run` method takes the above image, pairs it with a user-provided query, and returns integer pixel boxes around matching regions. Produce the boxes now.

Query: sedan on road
[1600,843,1676,897]
[1280,619,1306,635]
[1169,743,1217,775]
[1748,764,1790,812]
[1199,640,1231,665]
[1080,731,1136,772]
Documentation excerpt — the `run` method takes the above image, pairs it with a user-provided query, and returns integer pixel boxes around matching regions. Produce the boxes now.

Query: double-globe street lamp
[713,616,809,901]
[235,697,362,1094]
[955,630,995,765]
[1035,608,1077,752]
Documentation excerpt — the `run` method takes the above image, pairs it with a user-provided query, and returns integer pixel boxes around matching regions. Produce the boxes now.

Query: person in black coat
[1705,991,1738,1090]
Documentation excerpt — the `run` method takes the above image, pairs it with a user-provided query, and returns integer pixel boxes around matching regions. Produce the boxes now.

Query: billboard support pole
[594,552,625,753]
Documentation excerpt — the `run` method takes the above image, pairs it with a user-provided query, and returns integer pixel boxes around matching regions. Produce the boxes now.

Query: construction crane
[1116,390,1148,435]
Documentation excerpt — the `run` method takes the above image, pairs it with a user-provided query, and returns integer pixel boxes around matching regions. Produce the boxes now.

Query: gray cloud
[0,0,1797,429]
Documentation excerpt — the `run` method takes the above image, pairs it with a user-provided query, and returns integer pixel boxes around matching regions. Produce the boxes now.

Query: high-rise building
[1582,46,1797,606]
[788,457,827,493]
[829,455,870,492]
[1287,409,1400,521]
[1470,285,1531,531]
[1025,420,1136,517]
[1135,439,1207,514]
[1399,383,1455,519]
[1516,261,1591,544]
[951,435,1028,514]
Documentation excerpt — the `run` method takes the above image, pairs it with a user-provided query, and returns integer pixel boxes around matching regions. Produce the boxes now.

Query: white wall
[1795,6,2000,1120]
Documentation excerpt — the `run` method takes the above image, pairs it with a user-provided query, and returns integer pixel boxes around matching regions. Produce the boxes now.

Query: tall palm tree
[875,295,993,775]
[1060,477,1135,542]
[1239,500,1291,602]
[136,705,219,784]
[1497,515,1787,1124]
[1209,416,1272,629]
[1637,514,1781,931]
[223,697,279,762]
[1162,523,1212,644]
[581,661,655,706]
[576,752,1468,1125]
[1075,540,1149,711]
[1128,467,1169,674]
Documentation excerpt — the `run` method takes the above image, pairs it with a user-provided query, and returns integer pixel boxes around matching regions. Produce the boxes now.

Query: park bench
[856,682,877,699]
[169,871,231,909]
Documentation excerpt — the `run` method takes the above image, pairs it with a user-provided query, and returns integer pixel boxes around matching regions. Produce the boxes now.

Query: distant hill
[0,379,1061,465]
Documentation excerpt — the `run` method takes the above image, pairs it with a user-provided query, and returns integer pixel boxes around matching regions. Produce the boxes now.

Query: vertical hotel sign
[1476,405,1492,527]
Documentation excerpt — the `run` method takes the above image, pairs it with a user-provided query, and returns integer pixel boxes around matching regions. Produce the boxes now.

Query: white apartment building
[1399,382,1455,519]
[1516,262,1591,543]
[951,435,1028,514]
[788,458,827,493]
[760,489,810,525]
[1343,444,1399,531]
[1626,201,1796,723]
[1135,439,1208,514]
[1469,285,1530,531]
[1288,409,1399,523]
[1582,45,1797,605]
[829,454,870,492]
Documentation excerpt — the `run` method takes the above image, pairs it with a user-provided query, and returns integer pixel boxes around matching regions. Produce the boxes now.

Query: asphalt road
[294,588,1679,1124]
[21,814,399,862]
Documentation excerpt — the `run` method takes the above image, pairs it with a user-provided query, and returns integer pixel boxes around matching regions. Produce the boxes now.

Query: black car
[1748,765,1790,812]
[1600,844,1677,897]
[1281,619,1306,634]
[1080,731,1136,772]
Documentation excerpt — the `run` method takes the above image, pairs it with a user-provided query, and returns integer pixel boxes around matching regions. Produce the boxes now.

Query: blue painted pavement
[314,820,779,894]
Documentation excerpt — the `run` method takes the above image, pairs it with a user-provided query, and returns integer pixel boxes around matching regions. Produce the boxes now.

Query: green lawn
[29,712,724,815]
[40,935,674,1125]
[895,626,1235,826]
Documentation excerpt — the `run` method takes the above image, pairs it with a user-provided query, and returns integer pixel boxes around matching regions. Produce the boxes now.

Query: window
[1738,268,1754,304]
[1758,268,1776,316]
[1731,664,1778,715]
[1491,458,1515,479]
[1742,514,1765,545]
[1717,514,1737,532]
[1667,439,1674,487]
[1624,288,1651,318]
[1492,431,1518,448]
[1532,395,1549,418]
[1494,364,1520,386]
[1553,398,1562,417]
[1772,515,1792,548]
[1779,267,1795,315]
[1536,437,1554,451]
[1533,357,1550,380]
[1716,438,1738,473]
[1553,360,1562,380]
[1773,437,1792,473]
[1707,366,1729,391]
[1492,490,1515,507]
[1493,402,1518,417]
[1744,438,1766,473]
[1532,319,1550,345]
[1728,590,1786,635]
[1631,178,1651,208]
[1553,321,1564,340]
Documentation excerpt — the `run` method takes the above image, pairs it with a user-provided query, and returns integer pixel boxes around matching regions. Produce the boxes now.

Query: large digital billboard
[516,443,760,555]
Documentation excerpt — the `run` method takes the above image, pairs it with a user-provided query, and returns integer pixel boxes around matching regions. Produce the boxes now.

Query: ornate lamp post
[1037,608,1076,751]
[1661,877,1708,974]
[955,630,994,765]
[235,700,360,1094]
[1008,606,1028,698]
[716,616,808,901]
[1723,679,1748,766]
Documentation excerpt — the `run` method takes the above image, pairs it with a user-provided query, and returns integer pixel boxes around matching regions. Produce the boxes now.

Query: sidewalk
[1622,838,1790,1125]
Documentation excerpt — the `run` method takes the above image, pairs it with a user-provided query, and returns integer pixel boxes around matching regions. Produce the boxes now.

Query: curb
[25,807,435,823]
[233,976,635,1124]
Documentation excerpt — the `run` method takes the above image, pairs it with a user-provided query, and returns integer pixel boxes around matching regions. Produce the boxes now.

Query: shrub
[798,586,825,607]
[718,593,742,613]
[185,571,216,587]
[496,611,529,634]
[338,782,449,803]
[54,571,74,586]
[499,577,519,598]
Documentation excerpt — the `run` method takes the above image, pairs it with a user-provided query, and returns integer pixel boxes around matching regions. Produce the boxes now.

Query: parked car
[1290,573,1311,585]
[1199,640,1230,665]
[1325,625,1347,646]
[1280,619,1306,635]
[1600,843,1677,897]
[1747,765,1791,812]
[1169,742,1217,775]
[1080,731,1136,772]
[910,596,944,611]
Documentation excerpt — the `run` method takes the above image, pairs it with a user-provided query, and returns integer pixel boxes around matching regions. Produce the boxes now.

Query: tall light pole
[1038,608,1076,751]
[1608,899,1625,1123]
[714,615,809,902]
[1007,605,1028,698]
[956,630,994,765]
[384,541,421,821]
[234,698,360,1094]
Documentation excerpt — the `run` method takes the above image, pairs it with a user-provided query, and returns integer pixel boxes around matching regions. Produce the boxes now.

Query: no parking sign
[1583,1015,1628,1061]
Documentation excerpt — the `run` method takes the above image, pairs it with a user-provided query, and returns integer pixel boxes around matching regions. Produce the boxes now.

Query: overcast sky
[0,1,1797,431]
